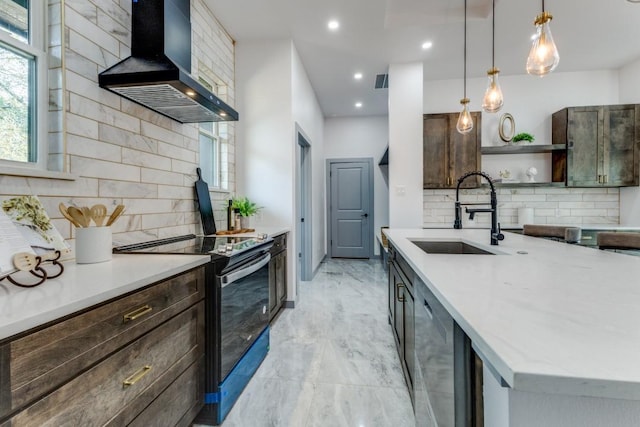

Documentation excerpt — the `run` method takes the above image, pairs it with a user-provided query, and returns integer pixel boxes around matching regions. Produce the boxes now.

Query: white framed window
[0,0,48,170]
[198,77,228,190]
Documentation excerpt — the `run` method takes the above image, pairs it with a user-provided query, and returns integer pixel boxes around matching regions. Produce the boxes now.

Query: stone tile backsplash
[424,186,620,228]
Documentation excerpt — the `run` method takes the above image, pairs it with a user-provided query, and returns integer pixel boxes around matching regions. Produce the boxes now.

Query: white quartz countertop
[384,228,640,400]
[0,254,210,341]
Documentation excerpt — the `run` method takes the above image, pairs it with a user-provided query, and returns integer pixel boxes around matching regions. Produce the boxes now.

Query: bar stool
[597,232,640,254]
[522,224,582,243]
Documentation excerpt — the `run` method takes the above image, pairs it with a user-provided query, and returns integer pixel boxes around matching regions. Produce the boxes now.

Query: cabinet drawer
[1,267,204,418]
[7,302,203,426]
[129,358,203,427]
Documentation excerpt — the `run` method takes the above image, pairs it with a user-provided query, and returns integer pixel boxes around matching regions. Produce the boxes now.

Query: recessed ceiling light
[354,72,363,80]
[186,90,195,96]
[328,20,339,30]
[355,102,362,108]
[421,41,433,50]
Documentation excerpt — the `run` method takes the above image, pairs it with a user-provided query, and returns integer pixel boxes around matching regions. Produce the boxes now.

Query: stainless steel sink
[411,240,496,255]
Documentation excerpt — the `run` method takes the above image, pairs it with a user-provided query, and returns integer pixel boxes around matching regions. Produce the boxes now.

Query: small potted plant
[512,132,535,144]
[231,196,261,229]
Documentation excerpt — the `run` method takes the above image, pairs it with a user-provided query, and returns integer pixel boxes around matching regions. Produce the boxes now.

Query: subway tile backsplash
[0,0,236,245]
[423,186,620,228]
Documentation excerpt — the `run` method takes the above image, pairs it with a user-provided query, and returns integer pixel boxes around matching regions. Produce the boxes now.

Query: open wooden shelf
[481,144,566,155]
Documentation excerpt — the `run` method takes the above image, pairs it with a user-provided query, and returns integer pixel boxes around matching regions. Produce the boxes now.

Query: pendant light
[482,0,503,113]
[456,0,473,134]
[526,0,560,76]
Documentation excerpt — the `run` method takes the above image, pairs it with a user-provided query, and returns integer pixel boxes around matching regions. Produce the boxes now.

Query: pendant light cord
[491,0,495,68]
[542,0,545,13]
[463,0,467,98]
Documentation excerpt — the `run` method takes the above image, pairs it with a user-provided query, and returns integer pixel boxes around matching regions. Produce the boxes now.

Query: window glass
[0,0,43,166]
[198,76,226,190]
[199,131,219,188]
[0,42,35,163]
[0,0,29,43]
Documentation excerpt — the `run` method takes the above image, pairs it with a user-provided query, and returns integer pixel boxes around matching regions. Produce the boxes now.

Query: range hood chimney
[98,0,238,123]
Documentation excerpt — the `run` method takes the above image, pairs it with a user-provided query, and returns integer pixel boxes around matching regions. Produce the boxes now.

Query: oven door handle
[221,253,271,287]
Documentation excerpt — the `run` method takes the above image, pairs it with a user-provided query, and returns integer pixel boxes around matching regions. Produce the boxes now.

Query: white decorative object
[76,227,112,264]
[526,166,538,182]
[518,207,534,226]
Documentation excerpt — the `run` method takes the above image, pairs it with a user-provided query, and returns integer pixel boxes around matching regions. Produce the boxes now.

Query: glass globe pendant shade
[526,12,560,76]
[482,68,504,113]
[456,98,473,134]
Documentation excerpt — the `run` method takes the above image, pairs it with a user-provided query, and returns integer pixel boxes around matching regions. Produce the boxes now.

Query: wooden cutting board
[195,168,217,235]
[215,228,255,235]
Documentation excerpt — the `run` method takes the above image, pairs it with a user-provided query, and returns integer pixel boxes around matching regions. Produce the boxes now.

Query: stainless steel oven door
[219,252,271,380]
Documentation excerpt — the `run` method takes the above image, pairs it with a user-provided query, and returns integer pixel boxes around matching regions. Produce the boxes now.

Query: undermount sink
[411,240,496,255]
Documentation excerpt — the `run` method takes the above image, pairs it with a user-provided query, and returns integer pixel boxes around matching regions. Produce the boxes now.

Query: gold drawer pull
[123,365,152,388]
[123,304,153,323]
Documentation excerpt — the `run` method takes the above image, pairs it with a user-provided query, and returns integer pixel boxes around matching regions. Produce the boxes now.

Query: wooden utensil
[90,204,108,226]
[81,206,92,225]
[67,206,89,228]
[59,203,82,228]
[12,252,39,271]
[106,204,125,227]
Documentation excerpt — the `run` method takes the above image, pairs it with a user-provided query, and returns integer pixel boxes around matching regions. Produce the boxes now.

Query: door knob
[361,213,368,218]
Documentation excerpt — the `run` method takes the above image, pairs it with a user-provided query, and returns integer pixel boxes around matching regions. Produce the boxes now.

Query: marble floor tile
[316,334,406,388]
[220,377,315,427]
[305,383,416,427]
[255,336,325,382]
[217,259,415,427]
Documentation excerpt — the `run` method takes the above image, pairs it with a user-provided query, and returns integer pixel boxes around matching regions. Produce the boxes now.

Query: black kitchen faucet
[453,171,505,245]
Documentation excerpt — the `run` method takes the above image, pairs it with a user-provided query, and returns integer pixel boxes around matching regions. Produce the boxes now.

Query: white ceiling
[204,0,640,118]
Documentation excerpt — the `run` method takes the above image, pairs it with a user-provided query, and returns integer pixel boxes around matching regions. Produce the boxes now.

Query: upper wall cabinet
[552,105,639,187]
[423,112,481,189]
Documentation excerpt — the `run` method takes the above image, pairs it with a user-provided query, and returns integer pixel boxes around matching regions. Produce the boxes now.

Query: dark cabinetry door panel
[604,105,638,186]
[423,114,449,188]
[269,233,288,322]
[423,112,481,189]
[553,104,639,187]
[567,107,602,186]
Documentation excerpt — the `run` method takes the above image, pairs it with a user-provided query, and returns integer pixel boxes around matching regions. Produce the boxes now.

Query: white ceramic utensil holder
[76,227,112,264]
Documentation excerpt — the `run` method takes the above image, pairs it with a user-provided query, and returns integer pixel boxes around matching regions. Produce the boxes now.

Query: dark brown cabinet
[423,112,481,189]
[269,233,288,322]
[0,267,206,426]
[552,104,640,187]
[388,244,415,403]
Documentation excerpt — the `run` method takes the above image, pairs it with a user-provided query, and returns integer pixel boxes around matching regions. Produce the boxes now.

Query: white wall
[618,57,640,226]
[324,116,390,255]
[236,39,325,301]
[236,40,293,225]
[389,62,424,228]
[424,70,620,183]
[291,43,326,272]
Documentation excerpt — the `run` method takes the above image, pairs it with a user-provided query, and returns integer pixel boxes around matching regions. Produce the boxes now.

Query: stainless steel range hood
[98,0,238,123]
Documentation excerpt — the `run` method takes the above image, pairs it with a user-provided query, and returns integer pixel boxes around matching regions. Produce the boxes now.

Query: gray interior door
[330,160,372,258]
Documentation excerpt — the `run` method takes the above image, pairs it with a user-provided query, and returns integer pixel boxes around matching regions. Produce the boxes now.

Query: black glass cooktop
[113,234,271,258]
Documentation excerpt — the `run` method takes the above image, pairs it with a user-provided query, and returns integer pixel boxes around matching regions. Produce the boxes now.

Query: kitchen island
[384,228,640,427]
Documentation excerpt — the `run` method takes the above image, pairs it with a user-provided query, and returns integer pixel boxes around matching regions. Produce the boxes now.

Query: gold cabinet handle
[397,283,406,302]
[598,175,602,184]
[123,365,152,388]
[123,304,153,323]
